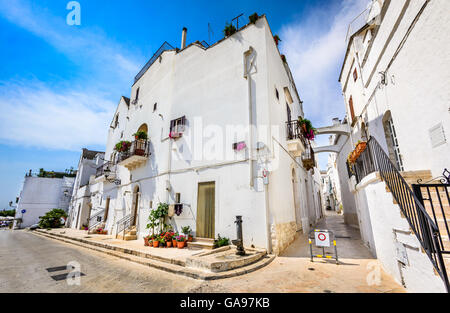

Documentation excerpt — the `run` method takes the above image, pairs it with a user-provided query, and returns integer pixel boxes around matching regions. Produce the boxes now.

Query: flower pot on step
[172,239,177,247]
[166,241,172,248]
[144,237,149,246]
[152,240,159,248]
[177,241,186,249]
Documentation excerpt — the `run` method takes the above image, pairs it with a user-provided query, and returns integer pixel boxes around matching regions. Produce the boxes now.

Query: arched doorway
[132,186,140,226]
[137,123,148,134]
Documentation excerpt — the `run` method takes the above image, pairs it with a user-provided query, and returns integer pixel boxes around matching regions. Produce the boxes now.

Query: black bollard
[232,216,246,256]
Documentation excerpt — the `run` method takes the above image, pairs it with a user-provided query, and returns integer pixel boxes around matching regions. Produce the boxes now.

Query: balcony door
[196,182,215,239]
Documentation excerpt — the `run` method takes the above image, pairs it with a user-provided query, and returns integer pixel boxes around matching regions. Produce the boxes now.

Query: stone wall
[271,221,297,255]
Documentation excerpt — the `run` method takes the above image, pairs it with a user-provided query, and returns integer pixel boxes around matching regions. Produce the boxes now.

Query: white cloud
[280,0,370,169]
[0,80,116,151]
[0,0,145,151]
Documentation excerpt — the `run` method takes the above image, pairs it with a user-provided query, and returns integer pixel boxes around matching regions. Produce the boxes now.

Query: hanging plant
[223,23,237,37]
[281,54,287,63]
[114,141,132,152]
[298,117,317,141]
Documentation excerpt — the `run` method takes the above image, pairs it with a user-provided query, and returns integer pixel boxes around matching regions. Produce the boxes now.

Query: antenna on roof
[232,13,244,30]
[208,23,214,43]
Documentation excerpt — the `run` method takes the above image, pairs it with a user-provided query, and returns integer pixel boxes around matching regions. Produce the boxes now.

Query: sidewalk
[32,228,273,280]
[198,212,406,293]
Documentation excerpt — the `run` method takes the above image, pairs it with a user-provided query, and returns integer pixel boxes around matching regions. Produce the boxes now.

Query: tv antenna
[232,13,244,30]
[208,23,214,43]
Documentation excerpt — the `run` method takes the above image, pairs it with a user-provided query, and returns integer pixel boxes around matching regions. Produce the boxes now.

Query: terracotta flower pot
[356,142,367,155]
[144,237,149,246]
[177,241,185,249]
[188,235,193,242]
[166,241,172,248]
[172,239,177,247]
[153,240,159,248]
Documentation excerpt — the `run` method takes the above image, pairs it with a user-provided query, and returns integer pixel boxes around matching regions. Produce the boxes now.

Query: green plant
[133,131,148,140]
[249,13,259,24]
[298,117,317,140]
[273,35,281,45]
[38,209,67,229]
[223,23,237,37]
[115,141,132,152]
[214,234,230,248]
[0,209,15,217]
[181,226,192,236]
[146,211,159,237]
[176,235,186,242]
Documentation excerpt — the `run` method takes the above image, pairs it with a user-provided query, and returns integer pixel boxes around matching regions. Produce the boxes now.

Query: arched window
[137,124,148,134]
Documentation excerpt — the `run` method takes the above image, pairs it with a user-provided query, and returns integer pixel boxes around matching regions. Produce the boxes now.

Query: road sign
[315,230,330,247]
[21,209,26,214]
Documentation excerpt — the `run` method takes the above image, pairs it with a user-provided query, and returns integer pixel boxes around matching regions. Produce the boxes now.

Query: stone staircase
[384,170,450,268]
[116,226,137,241]
[187,237,215,250]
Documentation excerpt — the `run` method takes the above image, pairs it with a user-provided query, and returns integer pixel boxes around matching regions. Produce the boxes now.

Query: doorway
[292,169,302,231]
[104,197,110,222]
[196,182,215,239]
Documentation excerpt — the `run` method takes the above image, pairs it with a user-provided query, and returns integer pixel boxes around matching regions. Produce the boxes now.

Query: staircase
[187,237,215,250]
[350,137,450,292]
[116,225,137,241]
[115,214,137,241]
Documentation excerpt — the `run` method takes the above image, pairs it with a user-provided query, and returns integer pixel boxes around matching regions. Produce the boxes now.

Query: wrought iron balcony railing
[96,161,116,178]
[115,139,150,164]
[286,120,307,145]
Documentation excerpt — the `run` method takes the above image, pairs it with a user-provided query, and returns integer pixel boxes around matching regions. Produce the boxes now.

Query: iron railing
[116,140,150,164]
[115,214,133,239]
[95,161,116,178]
[134,42,175,83]
[348,137,449,292]
[88,209,105,231]
[286,120,307,146]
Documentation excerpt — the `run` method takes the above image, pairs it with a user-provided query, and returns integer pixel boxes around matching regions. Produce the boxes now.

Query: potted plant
[273,35,281,46]
[355,140,367,155]
[223,23,237,37]
[182,226,193,242]
[144,235,150,246]
[133,131,148,141]
[214,234,230,248]
[172,232,178,247]
[298,117,317,141]
[114,141,132,153]
[159,236,166,248]
[249,13,259,24]
[152,235,160,247]
[281,54,287,63]
[176,235,186,249]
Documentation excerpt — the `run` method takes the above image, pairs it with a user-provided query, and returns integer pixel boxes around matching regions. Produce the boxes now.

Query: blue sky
[0,0,368,209]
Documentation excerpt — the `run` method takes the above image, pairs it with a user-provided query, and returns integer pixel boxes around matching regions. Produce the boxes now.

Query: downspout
[244,47,254,188]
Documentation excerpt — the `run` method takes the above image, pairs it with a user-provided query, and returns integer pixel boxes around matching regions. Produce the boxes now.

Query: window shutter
[349,96,356,124]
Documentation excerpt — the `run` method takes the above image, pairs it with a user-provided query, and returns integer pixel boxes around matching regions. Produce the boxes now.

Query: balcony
[302,143,316,171]
[116,140,150,171]
[286,120,307,157]
[95,161,117,183]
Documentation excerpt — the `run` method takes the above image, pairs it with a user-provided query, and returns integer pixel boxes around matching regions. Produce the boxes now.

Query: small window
[353,68,358,82]
[175,193,181,204]
[286,103,292,122]
[135,87,140,101]
[275,88,279,100]
[114,115,119,128]
[153,103,157,112]
[150,201,153,208]
[349,96,356,125]
[170,116,186,134]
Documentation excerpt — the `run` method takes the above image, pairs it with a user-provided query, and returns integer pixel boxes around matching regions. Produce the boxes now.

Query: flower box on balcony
[169,132,183,139]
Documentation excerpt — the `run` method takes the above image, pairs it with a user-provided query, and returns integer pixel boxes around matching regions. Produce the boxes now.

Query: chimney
[332,118,340,125]
[181,27,187,49]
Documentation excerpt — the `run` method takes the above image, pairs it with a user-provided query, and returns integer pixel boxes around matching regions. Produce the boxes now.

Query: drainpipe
[244,47,254,188]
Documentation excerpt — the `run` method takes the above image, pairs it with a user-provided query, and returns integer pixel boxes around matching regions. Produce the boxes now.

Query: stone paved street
[1,212,405,293]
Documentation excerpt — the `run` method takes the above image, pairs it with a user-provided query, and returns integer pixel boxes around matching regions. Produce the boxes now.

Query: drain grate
[46,265,74,273]
[51,272,85,281]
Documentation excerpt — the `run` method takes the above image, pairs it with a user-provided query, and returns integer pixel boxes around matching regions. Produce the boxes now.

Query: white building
[66,149,105,230]
[68,15,323,255]
[329,0,450,292]
[14,170,75,229]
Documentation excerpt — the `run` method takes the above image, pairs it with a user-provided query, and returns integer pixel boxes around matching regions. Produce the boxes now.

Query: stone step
[187,241,215,250]
[31,230,275,280]
[193,237,215,244]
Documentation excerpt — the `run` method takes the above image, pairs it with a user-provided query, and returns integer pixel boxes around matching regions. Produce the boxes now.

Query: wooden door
[196,182,215,238]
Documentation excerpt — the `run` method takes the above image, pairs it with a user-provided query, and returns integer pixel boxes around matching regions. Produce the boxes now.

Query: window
[353,68,358,82]
[175,193,181,204]
[275,88,279,100]
[114,115,119,128]
[135,87,140,101]
[286,103,292,122]
[170,116,186,134]
[153,103,157,112]
[349,96,356,125]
